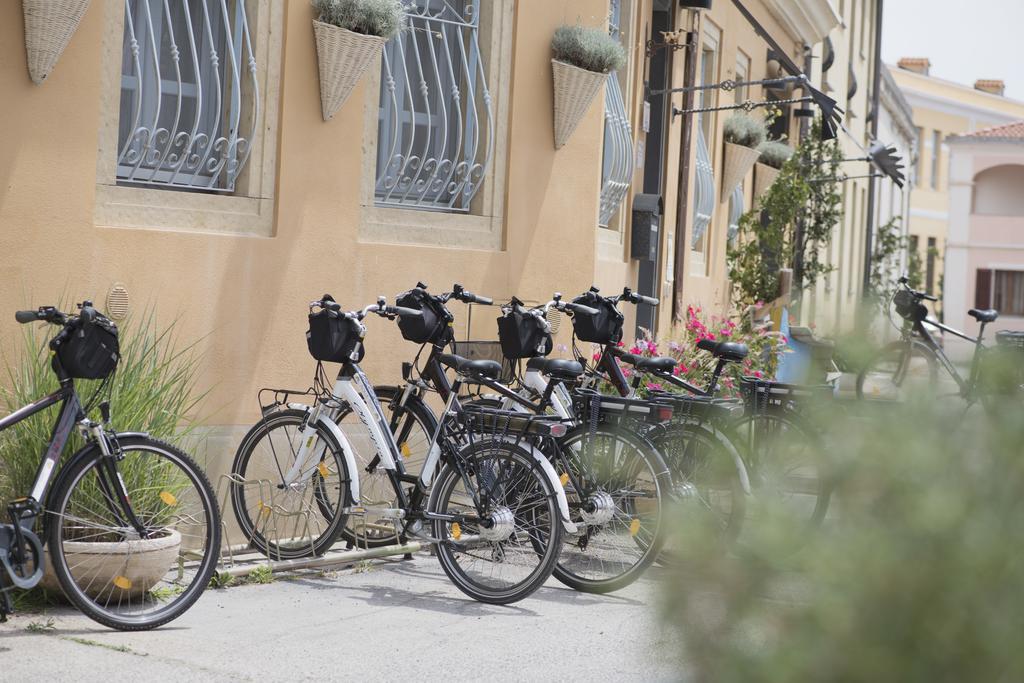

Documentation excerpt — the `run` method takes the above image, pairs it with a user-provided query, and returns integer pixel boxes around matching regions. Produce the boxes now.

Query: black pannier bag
[497,305,553,359]
[395,287,451,345]
[570,291,624,344]
[57,318,120,380]
[307,309,363,363]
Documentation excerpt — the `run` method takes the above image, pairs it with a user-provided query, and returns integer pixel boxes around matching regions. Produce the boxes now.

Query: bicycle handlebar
[450,283,492,305]
[14,302,100,327]
[15,310,41,324]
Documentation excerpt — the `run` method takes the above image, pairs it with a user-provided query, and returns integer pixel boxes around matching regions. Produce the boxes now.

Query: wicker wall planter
[721,141,761,197]
[22,0,91,85]
[313,20,387,122]
[753,162,782,206]
[552,59,607,150]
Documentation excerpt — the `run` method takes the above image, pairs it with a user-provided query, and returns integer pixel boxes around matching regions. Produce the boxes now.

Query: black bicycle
[0,303,220,630]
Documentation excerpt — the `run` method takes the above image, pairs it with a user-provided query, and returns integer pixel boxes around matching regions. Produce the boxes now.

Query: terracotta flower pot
[753,162,782,206]
[22,0,92,85]
[313,20,388,122]
[552,59,608,149]
[41,528,182,599]
[721,141,761,197]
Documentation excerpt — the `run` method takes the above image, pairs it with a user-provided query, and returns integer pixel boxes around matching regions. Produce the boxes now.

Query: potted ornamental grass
[721,113,766,196]
[22,0,92,84]
[754,140,793,203]
[312,0,405,121]
[550,24,626,149]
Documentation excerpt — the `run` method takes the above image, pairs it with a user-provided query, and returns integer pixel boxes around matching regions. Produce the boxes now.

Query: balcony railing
[374,0,494,213]
[599,73,634,227]
[691,127,715,247]
[116,0,259,193]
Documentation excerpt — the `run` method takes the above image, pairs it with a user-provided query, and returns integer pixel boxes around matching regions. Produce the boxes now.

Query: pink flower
[780,335,788,344]
[753,370,763,378]
[617,341,625,348]
[646,341,659,354]
[707,333,716,341]
[623,368,633,378]
[646,382,663,392]
[720,328,731,337]
[592,352,602,362]
[629,345,643,355]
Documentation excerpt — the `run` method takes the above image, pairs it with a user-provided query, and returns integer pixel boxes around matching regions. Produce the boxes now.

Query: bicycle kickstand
[0,587,12,623]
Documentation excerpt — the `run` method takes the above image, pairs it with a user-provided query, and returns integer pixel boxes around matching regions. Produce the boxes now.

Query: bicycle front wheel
[430,441,562,604]
[230,410,352,559]
[857,340,938,401]
[46,436,220,631]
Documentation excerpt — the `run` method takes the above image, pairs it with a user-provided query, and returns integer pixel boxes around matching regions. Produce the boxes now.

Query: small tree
[727,118,842,307]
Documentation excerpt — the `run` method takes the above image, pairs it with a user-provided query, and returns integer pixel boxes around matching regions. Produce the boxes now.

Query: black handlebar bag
[893,290,928,322]
[307,310,364,363]
[57,319,120,380]
[497,309,553,359]
[395,288,451,345]
[570,292,624,344]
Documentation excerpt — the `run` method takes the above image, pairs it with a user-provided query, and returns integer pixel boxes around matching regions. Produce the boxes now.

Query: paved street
[0,554,680,681]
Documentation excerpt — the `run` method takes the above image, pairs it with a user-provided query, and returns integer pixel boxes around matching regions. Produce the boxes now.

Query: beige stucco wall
[0,1,619,472]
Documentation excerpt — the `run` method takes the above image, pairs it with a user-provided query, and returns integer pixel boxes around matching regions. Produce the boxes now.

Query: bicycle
[0,303,220,630]
[230,294,569,604]
[856,276,1022,409]
[372,284,674,594]
[573,287,833,547]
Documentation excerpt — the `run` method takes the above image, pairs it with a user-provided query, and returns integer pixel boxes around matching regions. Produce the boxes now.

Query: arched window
[972,165,1024,216]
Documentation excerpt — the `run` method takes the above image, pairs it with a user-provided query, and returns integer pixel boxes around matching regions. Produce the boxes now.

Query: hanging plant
[22,0,92,85]
[753,140,793,203]
[727,118,842,307]
[550,24,626,149]
[721,114,766,197]
[311,0,405,122]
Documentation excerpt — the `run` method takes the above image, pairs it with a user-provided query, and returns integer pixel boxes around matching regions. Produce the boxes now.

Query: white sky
[881,0,1024,101]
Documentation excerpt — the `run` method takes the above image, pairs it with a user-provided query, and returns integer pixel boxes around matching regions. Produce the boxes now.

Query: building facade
[1,0,886,476]
[889,59,1024,314]
[945,122,1024,345]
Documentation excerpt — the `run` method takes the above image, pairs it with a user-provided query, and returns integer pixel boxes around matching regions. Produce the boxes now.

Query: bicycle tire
[430,440,563,604]
[549,425,668,594]
[230,410,352,559]
[46,436,220,631]
[857,340,939,401]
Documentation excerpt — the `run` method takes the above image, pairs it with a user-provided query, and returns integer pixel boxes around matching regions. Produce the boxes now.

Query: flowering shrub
[590,306,787,397]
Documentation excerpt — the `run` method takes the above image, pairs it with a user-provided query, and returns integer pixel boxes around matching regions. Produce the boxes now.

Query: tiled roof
[949,121,1024,143]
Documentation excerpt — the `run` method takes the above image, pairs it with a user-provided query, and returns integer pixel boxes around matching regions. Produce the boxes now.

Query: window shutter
[975,269,993,308]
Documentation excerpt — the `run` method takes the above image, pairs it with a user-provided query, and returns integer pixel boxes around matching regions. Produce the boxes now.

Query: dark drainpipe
[862,0,884,294]
[672,10,699,324]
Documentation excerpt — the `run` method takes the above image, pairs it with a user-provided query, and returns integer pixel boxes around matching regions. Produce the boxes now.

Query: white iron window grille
[375,0,494,213]
[598,0,633,228]
[691,126,715,247]
[116,0,259,193]
[727,182,744,243]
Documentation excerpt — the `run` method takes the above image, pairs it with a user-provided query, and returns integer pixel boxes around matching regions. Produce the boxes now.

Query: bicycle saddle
[437,353,502,379]
[618,354,677,374]
[525,357,584,379]
[968,308,999,323]
[696,339,749,362]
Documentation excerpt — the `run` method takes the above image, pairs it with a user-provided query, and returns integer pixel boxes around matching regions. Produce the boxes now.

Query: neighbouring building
[889,59,1024,314]
[0,0,883,479]
[945,121,1024,348]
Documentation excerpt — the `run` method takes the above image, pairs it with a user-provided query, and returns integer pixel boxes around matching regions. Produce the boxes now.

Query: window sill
[94,184,274,237]
[359,205,502,251]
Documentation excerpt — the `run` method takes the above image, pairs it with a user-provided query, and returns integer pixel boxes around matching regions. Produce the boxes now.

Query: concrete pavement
[0,554,681,681]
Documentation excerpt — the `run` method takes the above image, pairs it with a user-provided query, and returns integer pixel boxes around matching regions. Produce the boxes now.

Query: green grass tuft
[551,24,626,73]
[312,0,405,39]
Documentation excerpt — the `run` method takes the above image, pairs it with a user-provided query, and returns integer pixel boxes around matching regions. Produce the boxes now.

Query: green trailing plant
[0,308,208,508]
[722,114,767,149]
[727,117,842,307]
[551,24,626,73]
[312,0,405,38]
[755,140,793,169]
[868,216,907,301]
[659,397,1024,681]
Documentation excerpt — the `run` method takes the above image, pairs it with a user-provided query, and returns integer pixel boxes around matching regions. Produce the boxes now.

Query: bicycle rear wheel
[550,426,667,594]
[430,441,562,604]
[46,436,220,631]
